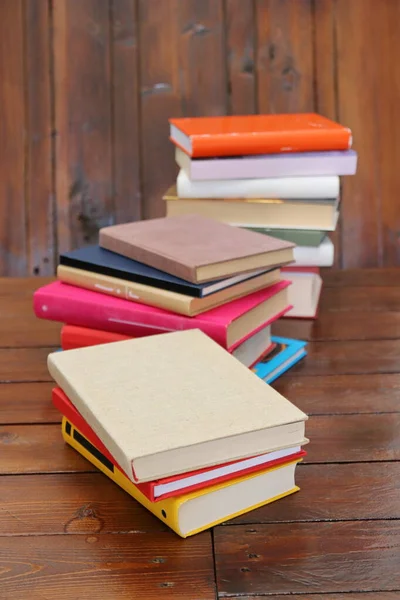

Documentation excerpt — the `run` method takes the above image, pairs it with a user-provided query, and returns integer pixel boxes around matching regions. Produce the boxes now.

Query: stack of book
[33,215,310,535]
[34,214,305,378]
[165,113,358,318]
[48,328,308,537]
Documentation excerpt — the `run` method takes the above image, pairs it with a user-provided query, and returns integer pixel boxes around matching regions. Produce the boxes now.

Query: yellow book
[57,264,280,317]
[62,417,301,538]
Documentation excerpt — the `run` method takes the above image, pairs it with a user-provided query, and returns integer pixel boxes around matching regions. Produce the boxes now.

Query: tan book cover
[48,329,308,483]
[163,186,339,231]
[57,264,281,317]
[99,214,294,283]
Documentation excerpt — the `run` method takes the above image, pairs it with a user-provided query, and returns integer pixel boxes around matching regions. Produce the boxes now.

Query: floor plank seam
[217,588,400,598]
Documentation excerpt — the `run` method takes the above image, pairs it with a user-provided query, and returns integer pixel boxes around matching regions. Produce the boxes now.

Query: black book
[59,245,270,298]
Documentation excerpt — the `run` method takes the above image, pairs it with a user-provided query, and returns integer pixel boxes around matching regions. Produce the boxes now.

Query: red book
[60,324,276,370]
[53,387,306,502]
[61,325,130,350]
[169,113,352,158]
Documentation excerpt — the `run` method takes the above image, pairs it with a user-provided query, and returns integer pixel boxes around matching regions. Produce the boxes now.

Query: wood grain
[375,1,400,266]
[229,462,400,524]
[0,271,400,597]
[0,276,54,297]
[2,5,400,272]
[225,0,256,114]
[274,311,400,342]
[53,0,113,252]
[236,594,400,600]
[111,0,142,222]
[0,382,57,424]
[295,340,400,376]
[4,414,398,475]
[313,0,341,267]
[319,286,400,312]
[0,297,60,348]
[138,0,180,219]
[178,0,227,116]
[336,0,382,267]
[2,462,398,536]
[0,1,26,275]
[25,0,54,276]
[0,348,54,383]
[0,424,88,474]
[214,520,400,595]
[0,533,216,600]
[273,373,400,415]
[256,0,314,113]
[323,268,400,287]
[305,414,400,464]
[0,472,166,535]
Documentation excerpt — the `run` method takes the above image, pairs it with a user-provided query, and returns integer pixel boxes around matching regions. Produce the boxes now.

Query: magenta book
[33,280,291,351]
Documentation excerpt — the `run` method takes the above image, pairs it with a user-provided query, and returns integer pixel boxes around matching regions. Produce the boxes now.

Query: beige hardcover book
[48,329,308,483]
[57,264,281,317]
[163,186,339,231]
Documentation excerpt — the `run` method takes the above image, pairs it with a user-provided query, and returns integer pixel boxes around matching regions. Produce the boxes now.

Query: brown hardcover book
[99,215,294,284]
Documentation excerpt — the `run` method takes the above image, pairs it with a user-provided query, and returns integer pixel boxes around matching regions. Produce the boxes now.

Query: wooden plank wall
[0,0,398,276]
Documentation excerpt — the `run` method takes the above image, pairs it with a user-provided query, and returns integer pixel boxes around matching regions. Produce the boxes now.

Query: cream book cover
[56,264,281,317]
[47,329,308,483]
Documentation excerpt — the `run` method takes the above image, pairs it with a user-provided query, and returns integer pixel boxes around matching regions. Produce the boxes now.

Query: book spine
[61,418,184,536]
[53,389,157,500]
[190,129,352,158]
[34,287,228,347]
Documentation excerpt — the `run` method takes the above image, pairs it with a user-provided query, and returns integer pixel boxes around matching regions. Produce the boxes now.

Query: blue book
[252,336,307,384]
[59,245,271,298]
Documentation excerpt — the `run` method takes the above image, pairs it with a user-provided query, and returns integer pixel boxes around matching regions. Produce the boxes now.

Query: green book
[243,228,326,247]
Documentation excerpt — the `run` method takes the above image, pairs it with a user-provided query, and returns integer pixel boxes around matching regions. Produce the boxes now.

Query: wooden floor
[0,270,399,599]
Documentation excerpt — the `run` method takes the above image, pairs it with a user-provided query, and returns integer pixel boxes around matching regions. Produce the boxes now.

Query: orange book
[169,113,352,158]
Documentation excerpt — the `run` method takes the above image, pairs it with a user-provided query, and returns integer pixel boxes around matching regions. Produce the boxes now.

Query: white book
[283,271,323,319]
[176,169,340,199]
[291,237,334,267]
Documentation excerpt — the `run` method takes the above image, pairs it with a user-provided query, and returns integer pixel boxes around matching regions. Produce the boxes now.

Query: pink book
[33,280,291,352]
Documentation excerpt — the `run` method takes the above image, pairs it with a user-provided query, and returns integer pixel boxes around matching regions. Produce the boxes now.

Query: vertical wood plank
[138,0,181,219]
[373,0,400,266]
[335,0,382,267]
[225,0,257,115]
[139,0,228,219]
[0,1,27,275]
[53,0,113,252]
[313,0,341,267]
[111,0,142,223]
[255,0,314,113]
[177,0,227,117]
[25,0,54,275]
